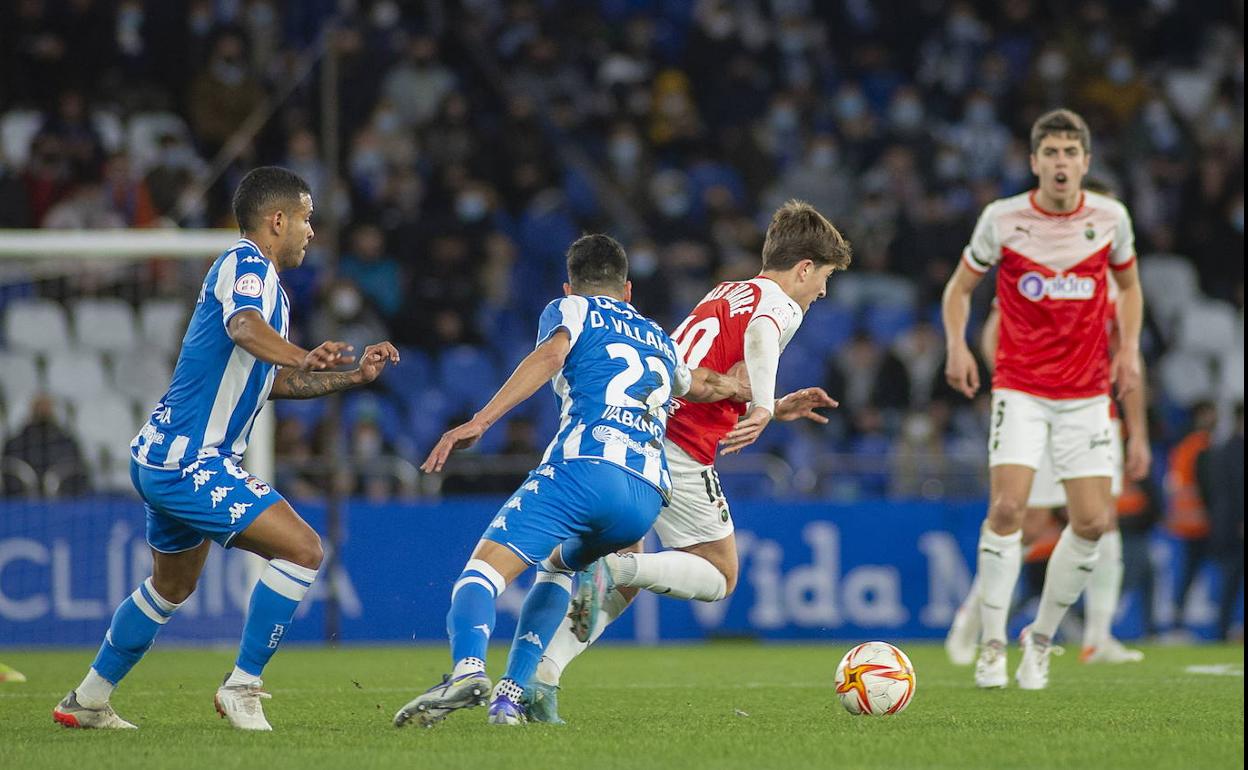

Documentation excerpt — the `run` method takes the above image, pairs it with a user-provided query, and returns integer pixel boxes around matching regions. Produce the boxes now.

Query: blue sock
[91,577,181,685]
[503,559,574,689]
[234,559,318,677]
[448,559,506,669]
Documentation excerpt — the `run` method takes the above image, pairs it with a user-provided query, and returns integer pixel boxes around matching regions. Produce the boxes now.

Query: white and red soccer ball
[834,641,917,716]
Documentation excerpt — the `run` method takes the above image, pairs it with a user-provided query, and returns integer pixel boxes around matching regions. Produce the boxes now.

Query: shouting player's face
[1030,135,1090,210]
[278,193,315,269]
[793,262,837,312]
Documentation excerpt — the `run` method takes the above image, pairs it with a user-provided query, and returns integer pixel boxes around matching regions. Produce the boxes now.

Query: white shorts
[1028,419,1124,508]
[653,440,733,549]
[989,388,1115,481]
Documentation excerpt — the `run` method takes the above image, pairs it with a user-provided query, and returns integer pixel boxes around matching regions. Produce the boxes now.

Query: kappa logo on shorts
[223,460,250,480]
[504,497,522,511]
[190,467,216,492]
[209,486,234,508]
[490,513,507,531]
[536,466,556,479]
[522,479,540,494]
[245,477,271,497]
[228,501,252,523]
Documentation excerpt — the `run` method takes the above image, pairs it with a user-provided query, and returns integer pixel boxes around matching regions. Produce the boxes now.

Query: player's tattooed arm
[228,310,353,370]
[269,342,400,399]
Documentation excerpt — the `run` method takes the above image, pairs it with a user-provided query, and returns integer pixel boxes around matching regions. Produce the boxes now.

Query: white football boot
[393,671,492,728]
[974,639,1008,688]
[1081,637,1144,664]
[214,678,273,731]
[946,600,981,666]
[1015,625,1062,690]
[53,691,138,729]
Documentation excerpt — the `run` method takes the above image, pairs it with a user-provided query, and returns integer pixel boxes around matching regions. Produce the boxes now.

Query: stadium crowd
[0,0,1242,507]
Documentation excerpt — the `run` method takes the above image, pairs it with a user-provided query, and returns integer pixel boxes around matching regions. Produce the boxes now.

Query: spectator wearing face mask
[339,222,401,320]
[188,30,265,156]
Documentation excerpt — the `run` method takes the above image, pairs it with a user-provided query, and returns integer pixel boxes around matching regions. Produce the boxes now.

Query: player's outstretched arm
[421,332,571,473]
[269,342,400,399]
[774,387,839,423]
[228,309,353,370]
[941,261,985,399]
[683,366,751,403]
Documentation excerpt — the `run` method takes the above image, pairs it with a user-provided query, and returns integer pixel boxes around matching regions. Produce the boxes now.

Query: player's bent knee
[287,532,324,570]
[1071,518,1107,541]
[987,497,1027,532]
[151,577,197,605]
[720,564,739,596]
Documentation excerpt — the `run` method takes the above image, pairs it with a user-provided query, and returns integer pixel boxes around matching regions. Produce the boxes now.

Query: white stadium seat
[3,298,71,352]
[111,349,172,407]
[0,109,43,168]
[1158,350,1216,407]
[1175,300,1238,357]
[140,298,190,353]
[1218,350,1244,403]
[1139,255,1200,340]
[72,298,138,353]
[0,351,39,408]
[72,394,138,493]
[43,351,110,401]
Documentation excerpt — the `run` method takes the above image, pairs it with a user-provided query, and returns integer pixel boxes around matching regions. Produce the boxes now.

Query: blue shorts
[482,459,663,568]
[130,456,284,553]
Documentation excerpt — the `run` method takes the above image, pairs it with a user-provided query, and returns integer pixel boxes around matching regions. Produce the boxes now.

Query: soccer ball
[834,641,916,716]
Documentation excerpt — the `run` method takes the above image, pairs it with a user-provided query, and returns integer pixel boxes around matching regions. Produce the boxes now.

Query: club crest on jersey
[1017,271,1095,302]
[234,273,264,298]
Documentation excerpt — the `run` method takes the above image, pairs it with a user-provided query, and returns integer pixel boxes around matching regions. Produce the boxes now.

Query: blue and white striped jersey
[131,238,290,471]
[537,294,692,498]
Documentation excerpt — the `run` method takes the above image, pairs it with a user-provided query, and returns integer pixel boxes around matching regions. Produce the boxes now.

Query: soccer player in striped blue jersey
[393,234,749,727]
[53,167,399,731]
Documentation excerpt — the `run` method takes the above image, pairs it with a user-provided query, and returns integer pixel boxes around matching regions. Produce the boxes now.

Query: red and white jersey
[666,277,803,464]
[963,190,1135,400]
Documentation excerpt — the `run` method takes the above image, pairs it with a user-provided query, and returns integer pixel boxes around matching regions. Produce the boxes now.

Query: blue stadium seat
[342,391,407,447]
[379,346,431,405]
[776,341,829,394]
[274,397,328,435]
[436,345,500,412]
[802,301,856,355]
[862,305,917,347]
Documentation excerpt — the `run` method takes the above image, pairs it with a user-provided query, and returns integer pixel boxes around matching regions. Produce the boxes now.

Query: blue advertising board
[0,497,1236,646]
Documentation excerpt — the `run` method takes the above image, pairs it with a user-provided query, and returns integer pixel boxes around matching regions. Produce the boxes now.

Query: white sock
[1033,526,1100,639]
[452,657,486,677]
[536,587,630,686]
[1082,528,1123,648]
[77,668,115,708]
[958,573,982,618]
[607,551,728,601]
[977,525,1023,644]
[225,665,261,688]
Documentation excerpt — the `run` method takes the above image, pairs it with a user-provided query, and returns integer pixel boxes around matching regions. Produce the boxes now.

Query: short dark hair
[761,199,853,272]
[1030,108,1091,154]
[566,234,628,293]
[232,166,311,233]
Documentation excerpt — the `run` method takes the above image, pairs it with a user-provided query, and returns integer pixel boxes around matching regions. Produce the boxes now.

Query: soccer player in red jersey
[525,201,852,723]
[942,109,1145,689]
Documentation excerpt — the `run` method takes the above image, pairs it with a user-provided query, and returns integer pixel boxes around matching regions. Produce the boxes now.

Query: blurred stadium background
[0,1,1241,649]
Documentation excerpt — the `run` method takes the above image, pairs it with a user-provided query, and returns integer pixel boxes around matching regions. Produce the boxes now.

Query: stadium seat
[802,302,856,355]
[3,298,71,352]
[0,351,39,410]
[0,109,43,168]
[407,387,454,452]
[1158,350,1216,407]
[378,346,431,404]
[43,352,110,401]
[139,299,190,354]
[273,397,328,434]
[126,111,196,171]
[776,341,829,394]
[1174,300,1238,357]
[111,349,172,407]
[71,394,138,493]
[862,304,917,347]
[436,345,500,411]
[72,298,138,353]
[1139,255,1199,340]
[343,391,408,448]
[1217,350,1244,402]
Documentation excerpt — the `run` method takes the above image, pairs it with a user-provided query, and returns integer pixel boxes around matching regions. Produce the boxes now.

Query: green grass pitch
[1,643,1242,769]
